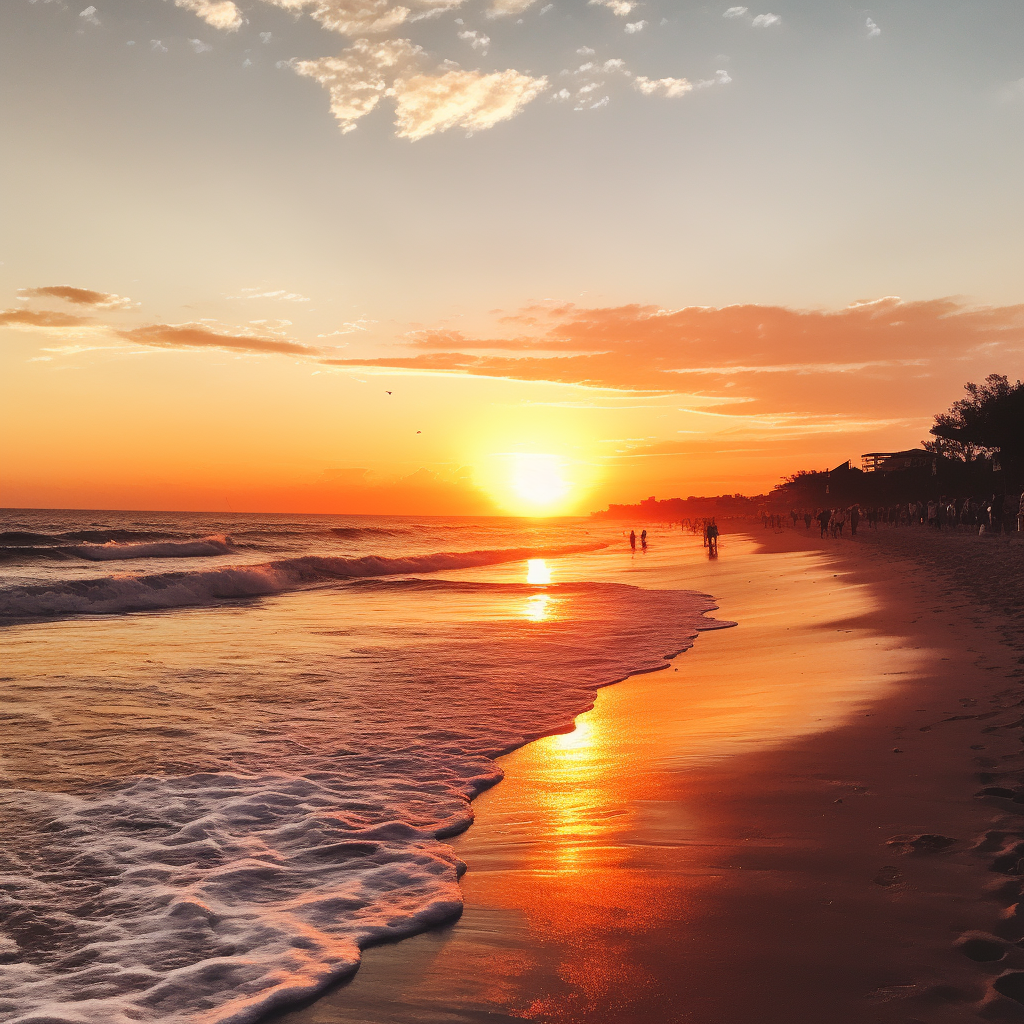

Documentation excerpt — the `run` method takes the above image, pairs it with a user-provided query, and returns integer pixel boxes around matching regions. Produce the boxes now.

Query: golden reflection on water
[523,594,552,622]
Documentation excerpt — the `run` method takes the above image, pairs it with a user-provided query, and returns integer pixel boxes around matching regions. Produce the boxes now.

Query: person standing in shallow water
[640,529,647,550]
[629,530,636,551]
[707,520,719,556]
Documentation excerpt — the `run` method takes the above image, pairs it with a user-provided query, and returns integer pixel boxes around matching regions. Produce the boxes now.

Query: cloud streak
[20,286,134,309]
[119,323,320,356]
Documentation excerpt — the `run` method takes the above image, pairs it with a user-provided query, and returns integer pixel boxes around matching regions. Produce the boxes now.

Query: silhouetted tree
[926,374,1024,471]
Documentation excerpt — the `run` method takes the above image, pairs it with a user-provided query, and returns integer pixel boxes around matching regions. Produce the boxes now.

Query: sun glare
[526,558,552,584]
[507,453,571,513]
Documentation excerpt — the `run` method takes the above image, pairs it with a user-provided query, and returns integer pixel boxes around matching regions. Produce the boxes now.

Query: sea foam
[0,575,730,1024]
[0,544,605,618]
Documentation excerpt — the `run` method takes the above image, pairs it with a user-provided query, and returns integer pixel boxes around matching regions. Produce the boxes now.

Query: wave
[0,528,181,546]
[69,534,236,561]
[0,581,727,1024]
[0,543,606,618]
[0,534,236,564]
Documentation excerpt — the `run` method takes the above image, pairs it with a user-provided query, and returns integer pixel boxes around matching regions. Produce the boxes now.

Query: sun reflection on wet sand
[274,533,933,1024]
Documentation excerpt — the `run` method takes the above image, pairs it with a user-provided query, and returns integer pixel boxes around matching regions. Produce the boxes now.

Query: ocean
[0,510,728,1024]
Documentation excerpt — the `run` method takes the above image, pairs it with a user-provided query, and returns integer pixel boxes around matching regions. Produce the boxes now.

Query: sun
[511,454,570,510]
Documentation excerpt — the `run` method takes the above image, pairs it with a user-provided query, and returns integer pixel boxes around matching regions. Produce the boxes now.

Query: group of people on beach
[628,529,648,551]
[761,492,1024,538]
[626,518,720,556]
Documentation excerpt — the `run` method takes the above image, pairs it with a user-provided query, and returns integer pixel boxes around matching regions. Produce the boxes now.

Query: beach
[275,526,1024,1024]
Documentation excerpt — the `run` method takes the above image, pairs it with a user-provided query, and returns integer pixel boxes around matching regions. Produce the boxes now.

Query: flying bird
[385,391,391,395]
[416,430,421,434]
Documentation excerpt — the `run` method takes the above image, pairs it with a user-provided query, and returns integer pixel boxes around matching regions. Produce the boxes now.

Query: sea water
[0,510,727,1024]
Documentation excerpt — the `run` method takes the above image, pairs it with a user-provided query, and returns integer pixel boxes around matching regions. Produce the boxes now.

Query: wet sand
[274,529,1024,1024]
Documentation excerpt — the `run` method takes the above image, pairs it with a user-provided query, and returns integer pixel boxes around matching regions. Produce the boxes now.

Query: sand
[272,527,1024,1024]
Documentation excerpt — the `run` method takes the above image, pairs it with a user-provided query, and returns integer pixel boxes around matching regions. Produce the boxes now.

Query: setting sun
[512,454,569,509]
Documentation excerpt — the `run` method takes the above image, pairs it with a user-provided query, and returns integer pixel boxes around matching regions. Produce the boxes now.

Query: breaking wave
[0,543,606,618]
[0,577,729,1024]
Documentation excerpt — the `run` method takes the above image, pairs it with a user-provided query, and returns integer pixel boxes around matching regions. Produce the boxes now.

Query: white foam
[0,544,731,1024]
[0,544,606,618]
[69,535,236,561]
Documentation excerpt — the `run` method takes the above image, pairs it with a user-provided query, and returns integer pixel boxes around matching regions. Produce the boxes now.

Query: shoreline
[272,527,1024,1024]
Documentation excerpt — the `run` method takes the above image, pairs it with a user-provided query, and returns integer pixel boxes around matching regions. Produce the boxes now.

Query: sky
[1,0,1023,515]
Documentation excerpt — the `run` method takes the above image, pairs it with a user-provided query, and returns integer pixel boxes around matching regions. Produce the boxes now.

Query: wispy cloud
[173,0,244,31]
[261,0,413,37]
[588,0,636,16]
[623,20,646,33]
[119,323,320,356]
[20,286,135,309]
[723,6,747,17]
[233,287,312,302]
[633,76,691,97]
[487,0,537,17]
[0,308,91,329]
[392,68,549,139]
[287,38,424,134]
[79,5,100,26]
[457,28,490,54]
[866,17,881,38]
[189,38,213,52]
[751,13,780,27]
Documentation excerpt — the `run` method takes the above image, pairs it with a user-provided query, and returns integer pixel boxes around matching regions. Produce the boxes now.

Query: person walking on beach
[629,530,636,551]
[850,505,860,536]
[707,519,719,555]
[640,529,648,550]
[817,508,831,538]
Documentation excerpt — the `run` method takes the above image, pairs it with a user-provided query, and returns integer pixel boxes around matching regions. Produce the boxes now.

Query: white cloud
[79,5,100,26]
[695,68,731,87]
[486,0,537,16]
[624,19,646,32]
[262,0,412,35]
[633,75,691,97]
[866,17,880,38]
[151,38,168,51]
[457,28,490,54]
[260,30,273,42]
[235,288,312,302]
[391,68,548,139]
[289,37,423,133]
[539,3,552,11]
[173,0,244,31]
[588,0,635,15]
[577,45,595,56]
[723,6,747,17]
[189,38,213,52]
[751,12,780,26]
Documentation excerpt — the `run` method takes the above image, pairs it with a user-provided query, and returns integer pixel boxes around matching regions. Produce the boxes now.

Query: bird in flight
[386,391,392,395]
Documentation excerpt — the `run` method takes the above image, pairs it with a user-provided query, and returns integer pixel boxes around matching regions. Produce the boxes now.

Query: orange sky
[3,293,1023,515]
[3,1,1024,515]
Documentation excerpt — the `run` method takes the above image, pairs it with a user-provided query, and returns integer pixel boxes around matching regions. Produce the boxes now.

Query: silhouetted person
[817,508,831,538]
[707,520,719,556]
[640,529,647,550]
[850,506,859,536]
[629,530,636,551]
